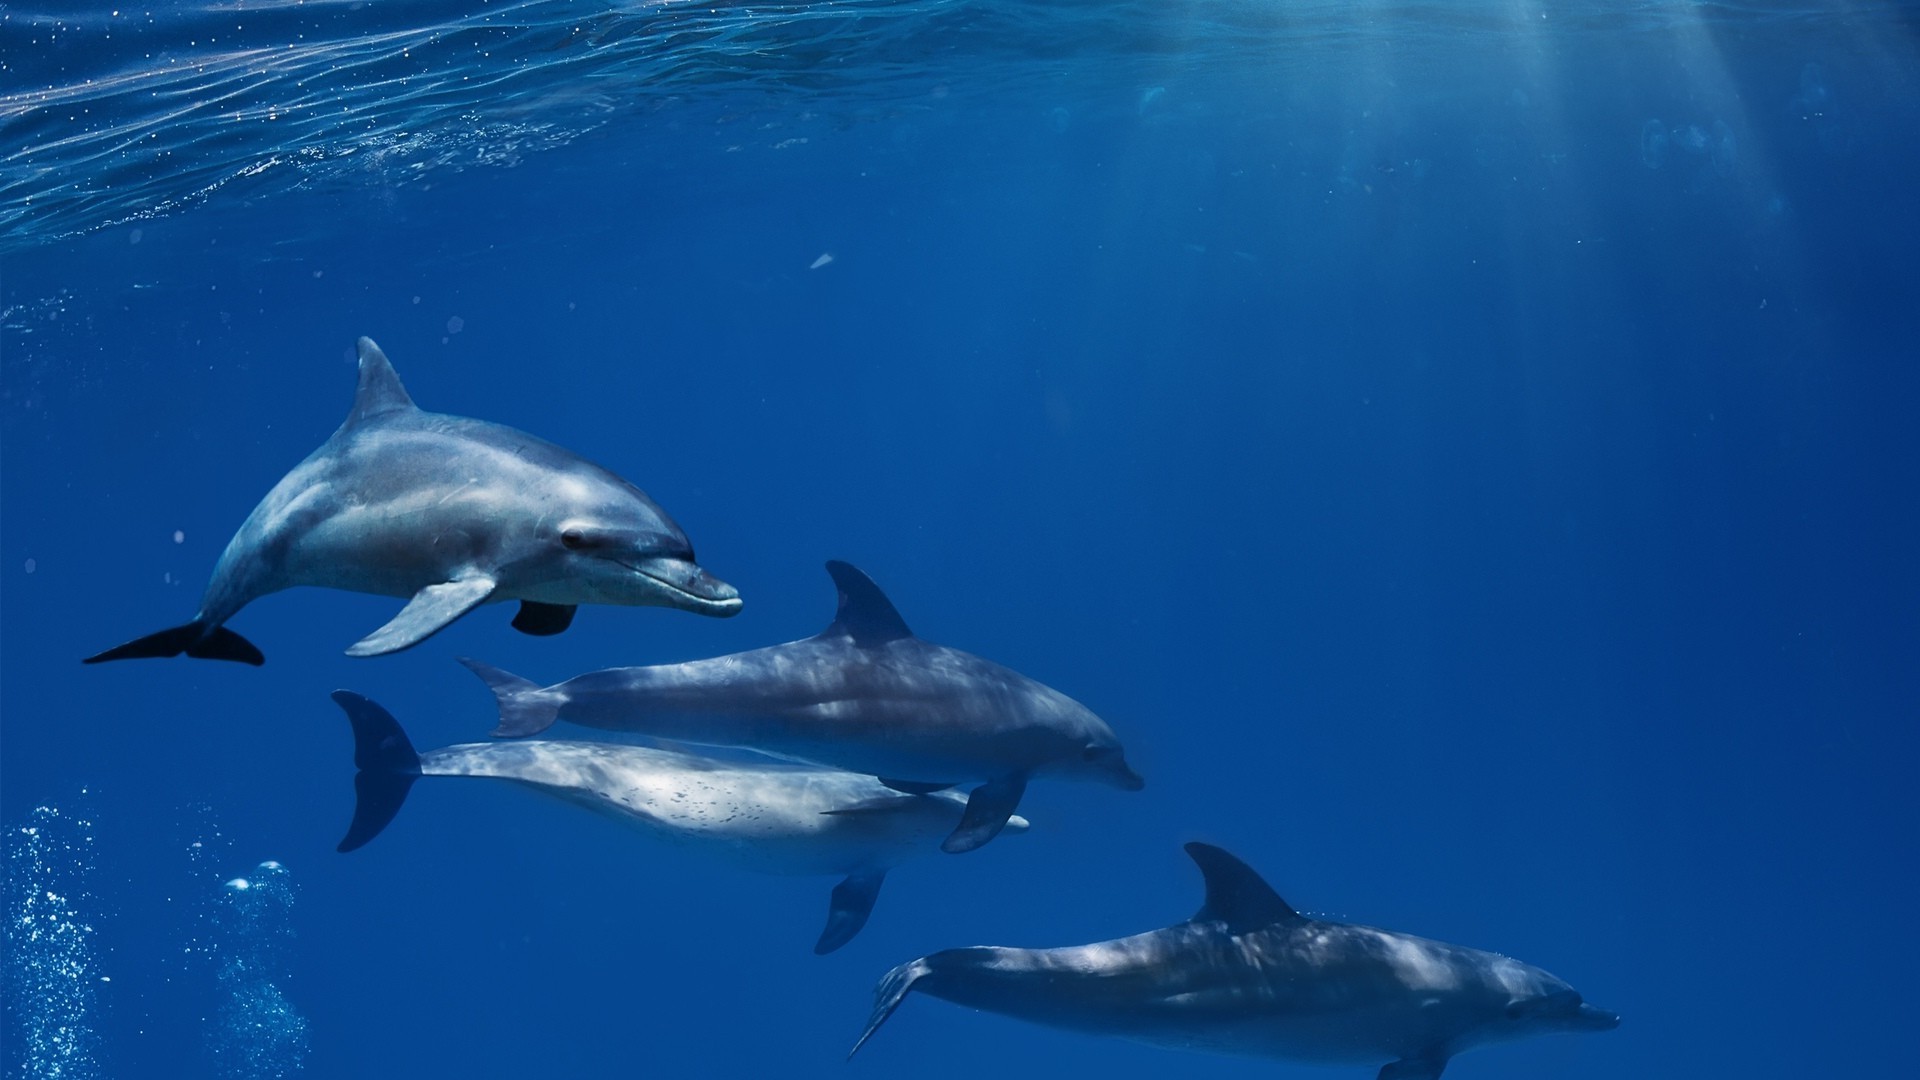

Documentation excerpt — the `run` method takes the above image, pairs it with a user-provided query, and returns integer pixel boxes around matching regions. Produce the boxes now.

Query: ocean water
[3,0,1917,1076]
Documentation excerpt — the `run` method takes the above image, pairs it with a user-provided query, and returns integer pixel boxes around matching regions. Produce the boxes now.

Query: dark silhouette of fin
[458,657,561,737]
[1379,1058,1447,1080]
[346,337,418,425]
[941,773,1028,854]
[822,561,913,646]
[815,870,886,955]
[346,576,497,657]
[1185,842,1303,934]
[511,601,576,636]
[849,957,935,1058]
[331,690,422,853]
[83,622,264,666]
[879,778,953,795]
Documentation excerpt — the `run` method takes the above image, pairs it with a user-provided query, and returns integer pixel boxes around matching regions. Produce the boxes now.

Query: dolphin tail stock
[82,620,264,666]
[331,691,423,853]
[848,956,936,1059]
[457,657,562,737]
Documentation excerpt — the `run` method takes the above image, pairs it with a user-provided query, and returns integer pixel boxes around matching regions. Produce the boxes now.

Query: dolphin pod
[86,338,1617,1075]
[84,337,740,665]
[461,560,1143,854]
[851,843,1619,1078]
[330,691,1023,953]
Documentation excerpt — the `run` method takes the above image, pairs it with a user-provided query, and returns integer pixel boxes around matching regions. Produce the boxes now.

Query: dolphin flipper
[816,870,887,955]
[459,657,564,737]
[849,956,936,1058]
[331,690,423,852]
[83,621,264,665]
[510,601,576,636]
[941,773,1028,854]
[346,576,497,657]
[1378,1060,1447,1080]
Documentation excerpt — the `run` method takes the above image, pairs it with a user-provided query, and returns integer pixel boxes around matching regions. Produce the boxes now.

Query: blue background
[4,2,1917,1077]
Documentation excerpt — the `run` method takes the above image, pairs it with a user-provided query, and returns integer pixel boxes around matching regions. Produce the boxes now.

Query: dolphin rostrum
[332,691,1024,953]
[464,560,1142,854]
[84,337,739,665]
[850,842,1619,1078]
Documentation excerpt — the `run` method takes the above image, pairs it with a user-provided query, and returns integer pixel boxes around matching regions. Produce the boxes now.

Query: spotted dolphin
[84,337,739,665]
[464,560,1142,854]
[851,842,1619,1078]
[332,691,1023,953]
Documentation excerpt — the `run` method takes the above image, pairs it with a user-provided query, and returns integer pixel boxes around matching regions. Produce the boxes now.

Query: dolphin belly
[417,741,968,877]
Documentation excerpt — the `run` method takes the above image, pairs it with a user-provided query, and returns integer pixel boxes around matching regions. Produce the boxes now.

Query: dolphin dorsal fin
[348,337,417,424]
[821,561,913,646]
[1185,842,1302,934]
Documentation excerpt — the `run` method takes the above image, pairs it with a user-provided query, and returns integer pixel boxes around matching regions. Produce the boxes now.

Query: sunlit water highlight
[0,0,1883,250]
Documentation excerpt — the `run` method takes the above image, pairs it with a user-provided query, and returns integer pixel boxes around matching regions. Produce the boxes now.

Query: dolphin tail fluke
[848,956,934,1058]
[331,690,423,853]
[82,621,264,666]
[458,657,561,737]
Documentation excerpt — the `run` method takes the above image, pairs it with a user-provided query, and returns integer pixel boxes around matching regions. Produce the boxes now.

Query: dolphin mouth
[626,560,744,616]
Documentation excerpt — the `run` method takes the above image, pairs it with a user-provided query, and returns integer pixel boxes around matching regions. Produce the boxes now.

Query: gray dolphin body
[332,691,1023,953]
[852,843,1619,1078]
[464,561,1141,854]
[85,337,739,665]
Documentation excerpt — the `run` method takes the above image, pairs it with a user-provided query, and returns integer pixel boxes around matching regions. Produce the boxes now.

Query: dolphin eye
[1083,745,1106,763]
[560,527,587,550]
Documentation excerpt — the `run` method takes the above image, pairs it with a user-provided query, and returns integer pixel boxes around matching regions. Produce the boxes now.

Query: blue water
[4,0,1917,1075]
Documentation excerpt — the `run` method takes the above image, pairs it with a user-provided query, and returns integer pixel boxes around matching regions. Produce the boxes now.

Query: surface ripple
[0,0,1867,249]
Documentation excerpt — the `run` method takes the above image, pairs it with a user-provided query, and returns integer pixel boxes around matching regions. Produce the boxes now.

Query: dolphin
[84,337,739,665]
[331,690,1025,953]
[463,560,1142,854]
[850,842,1619,1078]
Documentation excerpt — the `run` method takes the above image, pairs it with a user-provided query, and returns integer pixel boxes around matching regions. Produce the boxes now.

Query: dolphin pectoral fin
[816,870,887,955]
[1378,1059,1447,1080]
[83,622,265,666]
[330,691,423,852]
[346,577,497,657]
[879,778,954,795]
[849,957,933,1059]
[510,601,576,636]
[941,774,1028,854]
